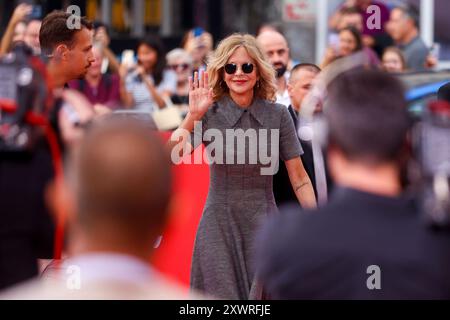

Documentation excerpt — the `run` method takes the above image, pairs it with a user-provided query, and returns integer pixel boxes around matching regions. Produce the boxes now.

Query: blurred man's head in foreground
[53,118,172,260]
[325,68,411,174]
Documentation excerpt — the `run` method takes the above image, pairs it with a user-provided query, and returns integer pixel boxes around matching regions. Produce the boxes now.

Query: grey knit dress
[190,95,303,299]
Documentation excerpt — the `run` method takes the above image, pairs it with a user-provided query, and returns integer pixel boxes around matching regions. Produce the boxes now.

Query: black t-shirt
[257,187,450,299]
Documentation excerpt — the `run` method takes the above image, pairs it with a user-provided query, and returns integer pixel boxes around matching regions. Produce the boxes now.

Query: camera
[0,43,53,152]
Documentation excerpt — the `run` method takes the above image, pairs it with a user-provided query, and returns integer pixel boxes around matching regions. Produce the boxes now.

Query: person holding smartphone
[321,26,367,68]
[92,21,121,74]
[0,3,42,57]
[182,28,213,73]
[24,18,42,56]
[0,3,32,56]
[121,35,176,113]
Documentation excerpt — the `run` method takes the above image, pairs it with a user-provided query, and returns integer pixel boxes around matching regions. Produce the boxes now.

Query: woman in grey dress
[169,34,317,299]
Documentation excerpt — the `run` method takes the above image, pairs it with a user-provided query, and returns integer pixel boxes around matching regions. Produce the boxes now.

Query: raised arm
[118,65,135,108]
[167,71,213,158]
[0,4,32,56]
[95,28,121,73]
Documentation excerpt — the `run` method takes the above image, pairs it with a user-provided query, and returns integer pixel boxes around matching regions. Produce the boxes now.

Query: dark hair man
[39,11,95,89]
[40,11,97,146]
[287,63,321,114]
[386,4,429,70]
[0,11,96,291]
[256,68,450,299]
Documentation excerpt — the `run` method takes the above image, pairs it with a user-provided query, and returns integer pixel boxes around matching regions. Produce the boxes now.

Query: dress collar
[216,95,266,127]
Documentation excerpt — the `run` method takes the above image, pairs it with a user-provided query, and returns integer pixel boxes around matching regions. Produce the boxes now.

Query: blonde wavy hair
[207,33,277,102]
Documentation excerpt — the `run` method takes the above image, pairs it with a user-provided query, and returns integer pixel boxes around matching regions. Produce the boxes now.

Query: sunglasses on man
[168,63,190,71]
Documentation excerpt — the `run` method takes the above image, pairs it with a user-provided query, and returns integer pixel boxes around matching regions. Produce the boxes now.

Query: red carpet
[152,135,209,286]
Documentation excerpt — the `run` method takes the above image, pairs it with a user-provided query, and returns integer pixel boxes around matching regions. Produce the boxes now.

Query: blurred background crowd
[0,0,447,118]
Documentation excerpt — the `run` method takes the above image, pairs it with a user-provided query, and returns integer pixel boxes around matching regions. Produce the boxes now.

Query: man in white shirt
[1,118,200,299]
[256,30,293,107]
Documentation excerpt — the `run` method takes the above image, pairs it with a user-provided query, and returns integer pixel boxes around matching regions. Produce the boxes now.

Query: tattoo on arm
[295,182,309,193]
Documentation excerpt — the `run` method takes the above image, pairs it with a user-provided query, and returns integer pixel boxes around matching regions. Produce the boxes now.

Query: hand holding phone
[430,43,440,60]
[29,5,42,19]
[11,4,32,24]
[193,27,204,37]
[121,50,135,69]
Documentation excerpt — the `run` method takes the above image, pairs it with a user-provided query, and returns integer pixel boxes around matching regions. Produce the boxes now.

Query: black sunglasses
[168,63,190,71]
[224,63,254,75]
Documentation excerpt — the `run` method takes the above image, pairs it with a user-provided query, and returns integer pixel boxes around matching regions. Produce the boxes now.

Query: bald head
[256,31,290,78]
[69,118,172,243]
[288,64,321,112]
[256,30,288,47]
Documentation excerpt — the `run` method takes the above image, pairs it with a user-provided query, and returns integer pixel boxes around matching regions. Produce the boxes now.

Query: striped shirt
[125,69,177,113]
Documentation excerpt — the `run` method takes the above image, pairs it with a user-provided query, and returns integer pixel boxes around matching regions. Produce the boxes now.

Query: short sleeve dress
[190,95,303,299]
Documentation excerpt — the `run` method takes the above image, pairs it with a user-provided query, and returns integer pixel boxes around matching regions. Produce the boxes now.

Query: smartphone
[328,34,340,54]
[29,5,42,19]
[430,43,440,60]
[193,27,204,37]
[121,50,135,68]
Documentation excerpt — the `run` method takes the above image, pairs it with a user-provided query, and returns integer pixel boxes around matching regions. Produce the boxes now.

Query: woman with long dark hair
[122,35,176,112]
[321,26,364,68]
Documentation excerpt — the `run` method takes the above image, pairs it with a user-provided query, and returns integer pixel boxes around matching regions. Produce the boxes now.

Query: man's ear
[54,44,69,60]
[287,82,293,95]
[327,144,347,182]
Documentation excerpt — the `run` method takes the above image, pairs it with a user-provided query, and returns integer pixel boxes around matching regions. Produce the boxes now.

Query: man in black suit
[257,68,450,299]
[273,63,322,206]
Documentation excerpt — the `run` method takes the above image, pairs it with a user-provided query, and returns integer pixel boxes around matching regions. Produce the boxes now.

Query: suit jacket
[273,105,318,208]
[257,187,450,299]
